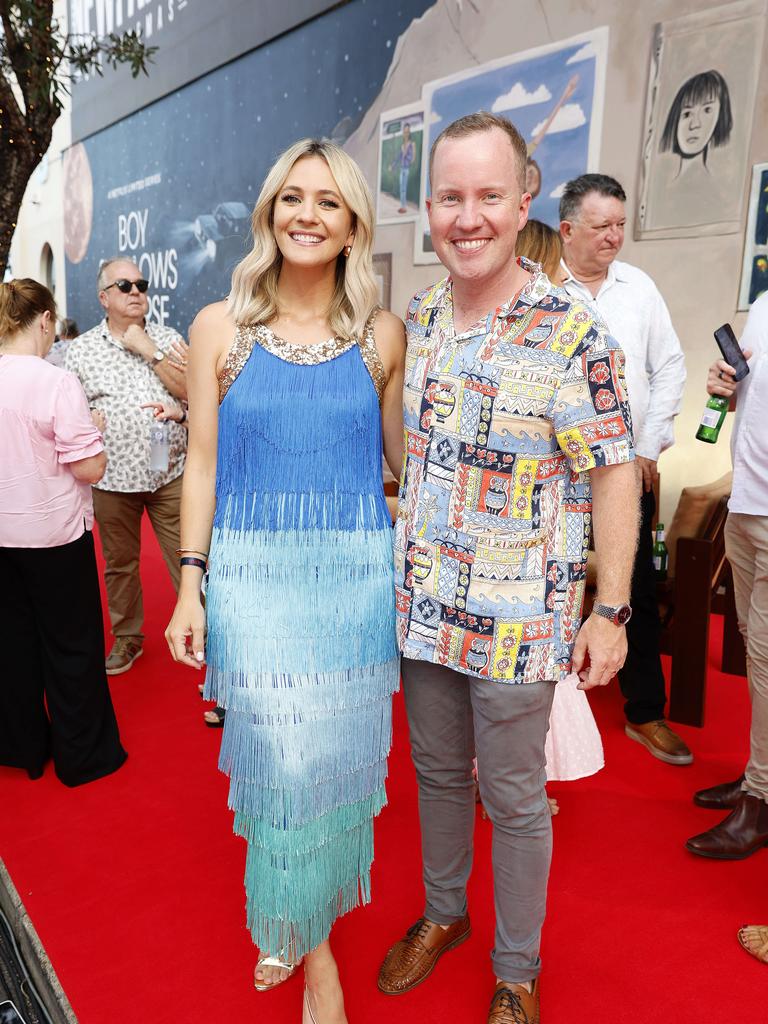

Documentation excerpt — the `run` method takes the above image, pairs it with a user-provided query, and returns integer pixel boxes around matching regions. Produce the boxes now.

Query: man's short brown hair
[429,111,528,191]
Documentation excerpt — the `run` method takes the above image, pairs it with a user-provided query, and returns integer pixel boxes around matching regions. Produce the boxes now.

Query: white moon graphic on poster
[63,143,94,264]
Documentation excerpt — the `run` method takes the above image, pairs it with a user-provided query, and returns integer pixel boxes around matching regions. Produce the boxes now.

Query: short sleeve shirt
[0,355,104,548]
[65,319,186,493]
[394,261,635,684]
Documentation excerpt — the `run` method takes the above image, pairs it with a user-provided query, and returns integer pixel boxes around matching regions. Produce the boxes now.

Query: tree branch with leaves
[0,0,156,276]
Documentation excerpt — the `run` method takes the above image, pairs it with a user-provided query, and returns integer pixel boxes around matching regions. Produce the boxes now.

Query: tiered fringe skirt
[205,511,398,959]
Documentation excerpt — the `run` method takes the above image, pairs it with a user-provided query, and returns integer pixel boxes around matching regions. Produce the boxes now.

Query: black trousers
[617,488,667,724]
[0,531,127,786]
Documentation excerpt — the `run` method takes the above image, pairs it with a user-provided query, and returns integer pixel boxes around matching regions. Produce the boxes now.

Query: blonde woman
[165,140,405,1023]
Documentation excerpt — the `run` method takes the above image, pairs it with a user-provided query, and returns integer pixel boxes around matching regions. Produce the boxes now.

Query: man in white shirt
[560,174,692,765]
[686,291,768,868]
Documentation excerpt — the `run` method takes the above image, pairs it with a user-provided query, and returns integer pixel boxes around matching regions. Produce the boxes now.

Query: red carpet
[2,521,765,1023]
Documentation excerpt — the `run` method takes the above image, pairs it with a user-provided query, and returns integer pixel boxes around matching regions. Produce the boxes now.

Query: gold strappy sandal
[253,955,299,991]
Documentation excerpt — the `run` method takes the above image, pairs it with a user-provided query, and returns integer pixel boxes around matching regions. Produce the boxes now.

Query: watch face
[616,605,632,625]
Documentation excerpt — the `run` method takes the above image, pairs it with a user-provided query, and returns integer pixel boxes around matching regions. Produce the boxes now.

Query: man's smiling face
[427,127,530,287]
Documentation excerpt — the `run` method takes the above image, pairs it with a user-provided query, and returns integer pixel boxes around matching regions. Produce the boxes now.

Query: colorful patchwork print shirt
[394,261,635,684]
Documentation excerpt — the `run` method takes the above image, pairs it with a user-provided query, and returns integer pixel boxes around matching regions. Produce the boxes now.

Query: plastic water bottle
[149,421,170,473]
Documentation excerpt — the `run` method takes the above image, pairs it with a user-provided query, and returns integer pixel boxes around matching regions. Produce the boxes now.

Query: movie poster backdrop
[64,0,435,335]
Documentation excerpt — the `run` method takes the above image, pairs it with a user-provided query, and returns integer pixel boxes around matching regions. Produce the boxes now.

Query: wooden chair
[662,495,745,727]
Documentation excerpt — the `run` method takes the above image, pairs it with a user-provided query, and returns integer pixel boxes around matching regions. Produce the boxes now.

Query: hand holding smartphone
[714,323,750,382]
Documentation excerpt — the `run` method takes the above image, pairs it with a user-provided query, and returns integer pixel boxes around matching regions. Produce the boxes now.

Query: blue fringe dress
[204,320,399,960]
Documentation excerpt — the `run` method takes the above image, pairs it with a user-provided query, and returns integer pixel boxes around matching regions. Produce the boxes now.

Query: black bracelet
[180,556,207,571]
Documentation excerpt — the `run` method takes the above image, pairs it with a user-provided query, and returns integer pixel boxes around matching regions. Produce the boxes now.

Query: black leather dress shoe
[693,775,745,810]
[686,792,768,860]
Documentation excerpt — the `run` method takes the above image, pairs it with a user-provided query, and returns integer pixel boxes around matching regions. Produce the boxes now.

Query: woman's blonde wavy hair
[227,139,379,340]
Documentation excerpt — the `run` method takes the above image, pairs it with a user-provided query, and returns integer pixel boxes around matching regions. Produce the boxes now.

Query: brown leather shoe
[488,979,540,1024]
[625,720,693,765]
[105,637,143,676]
[686,792,768,860]
[693,775,745,810]
[377,915,471,995]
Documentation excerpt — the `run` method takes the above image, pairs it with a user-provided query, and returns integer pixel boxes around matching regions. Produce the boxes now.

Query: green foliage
[0,0,157,274]
[0,1,157,116]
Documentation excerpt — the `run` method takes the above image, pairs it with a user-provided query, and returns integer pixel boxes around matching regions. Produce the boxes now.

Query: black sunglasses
[104,278,149,294]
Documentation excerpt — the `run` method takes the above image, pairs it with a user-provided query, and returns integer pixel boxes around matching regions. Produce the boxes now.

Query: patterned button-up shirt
[394,260,635,685]
[65,319,186,493]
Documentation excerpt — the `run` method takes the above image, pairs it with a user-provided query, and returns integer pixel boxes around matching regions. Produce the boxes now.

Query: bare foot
[254,956,298,990]
[738,925,768,964]
[547,797,560,816]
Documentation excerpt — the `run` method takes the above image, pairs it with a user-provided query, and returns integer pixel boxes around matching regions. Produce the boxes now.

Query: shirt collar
[421,257,551,319]
[560,258,629,294]
[100,316,149,348]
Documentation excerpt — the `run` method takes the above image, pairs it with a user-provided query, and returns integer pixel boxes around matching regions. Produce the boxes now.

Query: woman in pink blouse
[0,279,126,786]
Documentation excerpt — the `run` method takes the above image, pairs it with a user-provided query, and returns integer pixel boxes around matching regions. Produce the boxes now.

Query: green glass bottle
[653,522,668,581]
[696,394,729,443]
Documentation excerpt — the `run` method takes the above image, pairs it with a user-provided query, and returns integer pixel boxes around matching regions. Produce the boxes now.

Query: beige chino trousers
[724,512,768,803]
[92,474,183,642]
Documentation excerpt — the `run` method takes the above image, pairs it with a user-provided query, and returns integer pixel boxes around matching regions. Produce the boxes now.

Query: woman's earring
[343,245,352,258]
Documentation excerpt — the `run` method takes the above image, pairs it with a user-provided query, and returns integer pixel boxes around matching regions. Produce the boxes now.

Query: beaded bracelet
[180,556,208,571]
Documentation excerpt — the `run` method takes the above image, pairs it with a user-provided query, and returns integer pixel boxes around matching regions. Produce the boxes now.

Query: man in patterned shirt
[66,259,188,675]
[378,113,639,1023]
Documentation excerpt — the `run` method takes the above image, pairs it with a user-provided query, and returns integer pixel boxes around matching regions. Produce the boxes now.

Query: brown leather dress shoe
[625,720,693,765]
[686,792,768,860]
[488,979,540,1024]
[693,775,745,810]
[377,915,471,995]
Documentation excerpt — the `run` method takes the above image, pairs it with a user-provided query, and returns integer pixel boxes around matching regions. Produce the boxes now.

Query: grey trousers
[402,657,555,983]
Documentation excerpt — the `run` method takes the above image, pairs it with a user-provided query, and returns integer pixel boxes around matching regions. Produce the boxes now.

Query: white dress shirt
[730,290,768,516]
[561,259,686,461]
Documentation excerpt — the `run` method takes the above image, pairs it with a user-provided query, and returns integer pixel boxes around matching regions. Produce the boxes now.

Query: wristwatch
[593,602,633,626]
[150,349,165,367]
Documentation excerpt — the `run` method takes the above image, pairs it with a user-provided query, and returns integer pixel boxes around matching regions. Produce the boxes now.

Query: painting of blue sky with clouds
[415,29,608,263]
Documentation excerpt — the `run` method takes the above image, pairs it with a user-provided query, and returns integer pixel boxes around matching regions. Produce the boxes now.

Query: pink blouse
[0,354,104,548]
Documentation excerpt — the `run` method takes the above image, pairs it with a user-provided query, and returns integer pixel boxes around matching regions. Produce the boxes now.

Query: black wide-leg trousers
[0,531,127,786]
[617,488,668,724]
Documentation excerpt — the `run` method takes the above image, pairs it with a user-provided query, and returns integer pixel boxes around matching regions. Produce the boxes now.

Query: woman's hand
[167,338,190,371]
[91,409,107,432]
[165,593,207,669]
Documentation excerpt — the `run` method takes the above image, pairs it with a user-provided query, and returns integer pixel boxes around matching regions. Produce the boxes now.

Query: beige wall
[345,0,768,522]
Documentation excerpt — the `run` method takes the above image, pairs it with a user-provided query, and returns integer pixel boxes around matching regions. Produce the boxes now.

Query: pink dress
[545,673,604,782]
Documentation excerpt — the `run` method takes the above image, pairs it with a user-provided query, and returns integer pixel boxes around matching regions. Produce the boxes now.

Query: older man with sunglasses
[65,258,188,675]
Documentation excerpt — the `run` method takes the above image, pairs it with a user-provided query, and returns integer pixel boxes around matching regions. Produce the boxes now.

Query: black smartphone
[714,323,750,382]
[0,1001,27,1024]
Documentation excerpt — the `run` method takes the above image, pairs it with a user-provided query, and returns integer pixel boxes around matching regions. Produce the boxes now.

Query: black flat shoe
[204,706,225,728]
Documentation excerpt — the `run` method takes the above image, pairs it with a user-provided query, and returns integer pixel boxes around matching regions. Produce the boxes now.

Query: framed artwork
[376,103,424,224]
[738,163,768,309]
[413,28,608,264]
[636,0,766,240]
[372,252,393,310]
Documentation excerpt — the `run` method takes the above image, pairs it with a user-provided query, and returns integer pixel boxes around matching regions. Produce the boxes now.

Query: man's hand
[635,456,657,494]
[122,324,154,360]
[571,612,628,690]
[706,351,752,399]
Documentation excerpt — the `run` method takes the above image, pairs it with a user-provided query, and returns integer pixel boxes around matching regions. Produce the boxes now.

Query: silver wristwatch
[150,349,165,367]
[593,602,633,627]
